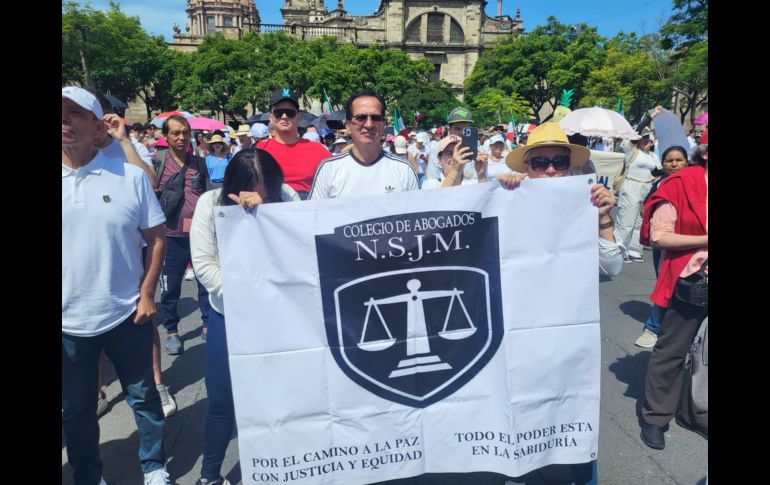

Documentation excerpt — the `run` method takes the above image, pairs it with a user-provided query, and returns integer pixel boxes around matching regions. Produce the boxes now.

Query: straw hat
[207,134,226,146]
[505,122,590,172]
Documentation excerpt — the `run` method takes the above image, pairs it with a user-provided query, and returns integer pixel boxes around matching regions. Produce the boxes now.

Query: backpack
[154,150,211,220]
[677,316,708,435]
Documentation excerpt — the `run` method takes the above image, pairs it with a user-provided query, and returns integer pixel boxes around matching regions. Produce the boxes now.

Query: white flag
[216,177,601,484]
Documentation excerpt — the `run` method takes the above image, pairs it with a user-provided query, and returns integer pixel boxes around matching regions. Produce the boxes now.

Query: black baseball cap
[270,87,299,109]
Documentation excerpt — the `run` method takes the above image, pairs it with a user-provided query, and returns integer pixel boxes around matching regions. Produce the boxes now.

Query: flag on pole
[507,111,517,146]
[322,89,333,115]
[393,106,406,135]
[414,111,424,124]
[615,98,624,117]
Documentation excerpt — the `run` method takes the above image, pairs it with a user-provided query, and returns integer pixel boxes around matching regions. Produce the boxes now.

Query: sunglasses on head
[525,155,571,171]
[272,108,297,119]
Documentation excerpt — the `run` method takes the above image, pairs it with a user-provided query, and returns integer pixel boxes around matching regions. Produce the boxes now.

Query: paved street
[62,248,707,484]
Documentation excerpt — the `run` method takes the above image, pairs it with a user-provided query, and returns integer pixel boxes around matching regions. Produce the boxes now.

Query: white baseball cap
[250,123,269,139]
[416,132,430,145]
[394,135,408,154]
[302,132,321,142]
[62,86,104,119]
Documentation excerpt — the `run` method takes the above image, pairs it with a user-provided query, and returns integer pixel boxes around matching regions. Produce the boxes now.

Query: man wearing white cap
[62,86,172,485]
[250,122,269,141]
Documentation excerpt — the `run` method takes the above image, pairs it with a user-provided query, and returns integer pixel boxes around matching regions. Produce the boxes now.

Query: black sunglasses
[272,108,298,119]
[526,155,571,171]
[350,114,385,125]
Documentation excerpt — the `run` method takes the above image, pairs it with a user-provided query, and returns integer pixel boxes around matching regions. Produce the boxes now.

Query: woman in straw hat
[500,122,625,276]
[493,122,624,484]
[204,134,232,188]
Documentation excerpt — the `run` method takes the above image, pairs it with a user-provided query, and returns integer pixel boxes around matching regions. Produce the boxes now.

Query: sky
[80,0,676,42]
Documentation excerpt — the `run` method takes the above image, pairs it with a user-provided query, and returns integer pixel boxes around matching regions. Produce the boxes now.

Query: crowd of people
[62,84,708,485]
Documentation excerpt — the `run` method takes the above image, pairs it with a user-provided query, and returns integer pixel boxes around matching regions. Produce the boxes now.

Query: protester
[497,122,624,483]
[484,134,513,182]
[256,87,331,199]
[407,132,431,186]
[421,135,486,190]
[634,145,689,348]
[614,127,661,263]
[309,90,418,199]
[204,134,231,188]
[156,115,212,354]
[190,148,299,485]
[638,144,708,450]
[62,86,172,485]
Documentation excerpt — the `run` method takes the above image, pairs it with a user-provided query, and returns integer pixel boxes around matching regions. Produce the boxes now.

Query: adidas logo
[385,185,395,193]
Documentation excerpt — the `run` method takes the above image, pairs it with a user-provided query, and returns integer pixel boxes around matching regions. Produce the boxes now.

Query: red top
[640,165,707,308]
[257,138,331,192]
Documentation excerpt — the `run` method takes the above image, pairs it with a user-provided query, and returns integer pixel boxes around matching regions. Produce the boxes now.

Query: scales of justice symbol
[357,278,477,378]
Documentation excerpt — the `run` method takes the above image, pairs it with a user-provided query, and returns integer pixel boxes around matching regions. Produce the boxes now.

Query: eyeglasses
[272,108,297,119]
[169,130,191,137]
[350,114,385,125]
[525,155,571,171]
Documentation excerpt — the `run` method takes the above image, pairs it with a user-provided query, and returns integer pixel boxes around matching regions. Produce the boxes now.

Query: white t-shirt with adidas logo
[309,150,419,200]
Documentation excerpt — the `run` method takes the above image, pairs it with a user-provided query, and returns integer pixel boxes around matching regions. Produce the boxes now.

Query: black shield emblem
[316,211,503,408]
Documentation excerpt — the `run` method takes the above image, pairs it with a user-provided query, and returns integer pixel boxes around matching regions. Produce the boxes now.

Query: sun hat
[234,124,251,136]
[207,134,226,145]
[505,122,590,172]
[333,137,348,145]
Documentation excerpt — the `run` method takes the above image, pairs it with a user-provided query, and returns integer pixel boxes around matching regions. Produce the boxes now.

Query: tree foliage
[398,81,461,128]
[62,0,168,116]
[465,17,606,123]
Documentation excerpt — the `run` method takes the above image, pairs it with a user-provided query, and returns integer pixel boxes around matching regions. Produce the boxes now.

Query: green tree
[661,0,708,124]
[470,88,530,127]
[398,81,461,128]
[465,17,606,123]
[581,33,671,123]
[62,1,169,116]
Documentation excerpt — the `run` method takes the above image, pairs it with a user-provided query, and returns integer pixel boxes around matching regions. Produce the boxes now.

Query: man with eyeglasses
[155,115,212,356]
[494,122,623,484]
[256,87,331,200]
[309,90,418,199]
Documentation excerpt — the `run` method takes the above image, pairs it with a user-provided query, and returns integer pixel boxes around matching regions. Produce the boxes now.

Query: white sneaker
[156,384,177,417]
[184,268,196,281]
[144,467,172,485]
[634,329,658,348]
[97,389,109,417]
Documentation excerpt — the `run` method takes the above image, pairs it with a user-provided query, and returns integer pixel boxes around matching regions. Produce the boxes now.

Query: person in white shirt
[407,132,431,186]
[484,134,513,182]
[613,128,661,262]
[309,91,418,199]
[62,86,172,485]
[190,148,299,485]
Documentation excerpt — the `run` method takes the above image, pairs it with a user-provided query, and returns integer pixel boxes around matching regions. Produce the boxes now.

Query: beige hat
[207,134,226,145]
[234,124,251,136]
[505,122,590,172]
[394,135,408,154]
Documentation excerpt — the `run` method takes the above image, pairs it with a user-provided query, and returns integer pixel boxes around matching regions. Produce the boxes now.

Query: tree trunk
[79,47,94,91]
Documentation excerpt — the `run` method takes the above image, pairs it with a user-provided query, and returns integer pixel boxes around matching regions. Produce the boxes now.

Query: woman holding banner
[493,123,624,484]
[190,149,300,485]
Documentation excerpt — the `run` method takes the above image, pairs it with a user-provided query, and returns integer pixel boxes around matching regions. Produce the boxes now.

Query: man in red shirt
[256,87,331,199]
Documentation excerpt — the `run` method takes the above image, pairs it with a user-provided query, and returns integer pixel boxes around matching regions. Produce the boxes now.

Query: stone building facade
[170,0,523,89]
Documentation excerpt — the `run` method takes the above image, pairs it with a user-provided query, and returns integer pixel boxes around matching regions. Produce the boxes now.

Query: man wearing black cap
[255,87,331,200]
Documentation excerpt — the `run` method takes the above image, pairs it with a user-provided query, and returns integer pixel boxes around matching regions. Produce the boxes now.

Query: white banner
[216,176,600,485]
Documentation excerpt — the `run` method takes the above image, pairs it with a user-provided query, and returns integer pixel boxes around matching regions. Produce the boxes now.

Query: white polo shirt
[62,152,166,336]
[309,150,419,199]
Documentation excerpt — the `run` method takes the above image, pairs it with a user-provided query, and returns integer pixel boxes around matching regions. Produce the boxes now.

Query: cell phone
[460,127,478,159]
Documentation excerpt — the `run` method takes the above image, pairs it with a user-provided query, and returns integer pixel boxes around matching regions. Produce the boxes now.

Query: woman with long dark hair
[190,149,299,485]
